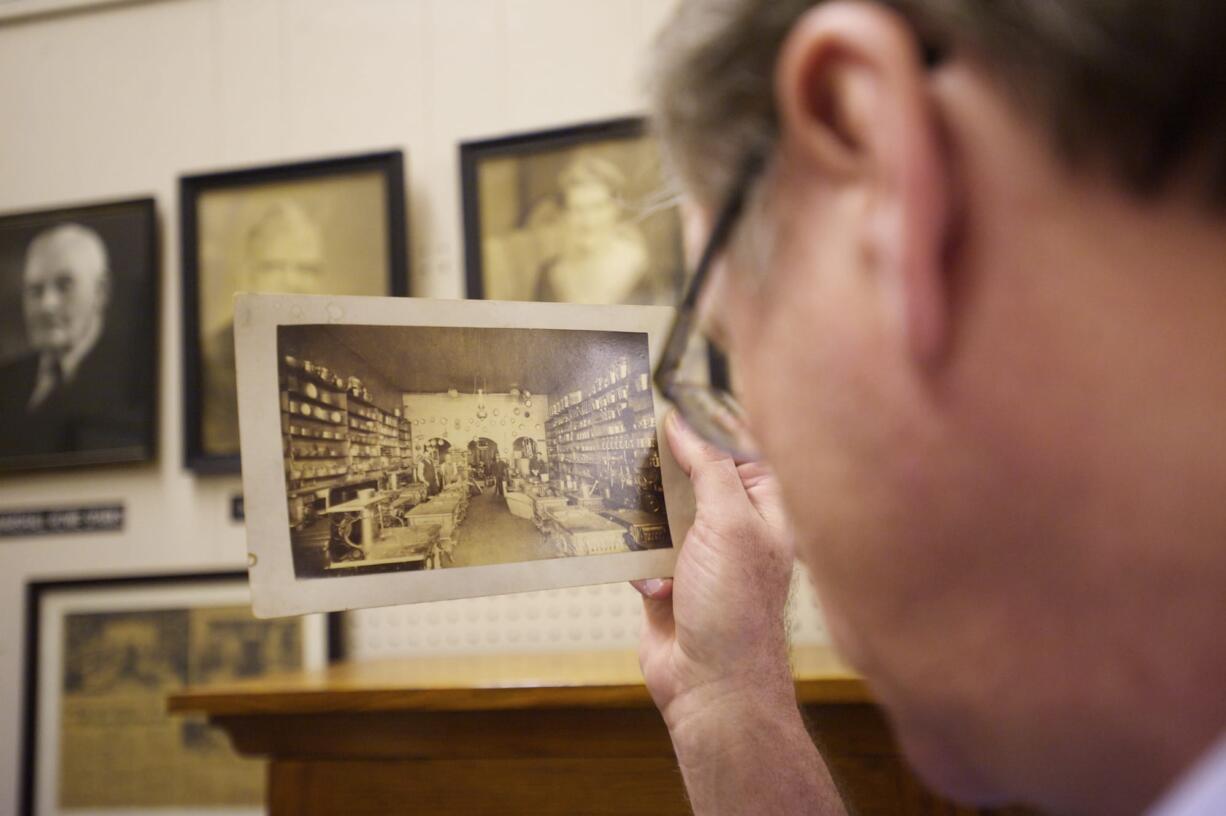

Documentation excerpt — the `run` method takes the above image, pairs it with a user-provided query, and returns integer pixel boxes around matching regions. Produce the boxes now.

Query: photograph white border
[236,293,693,618]
[0,0,158,24]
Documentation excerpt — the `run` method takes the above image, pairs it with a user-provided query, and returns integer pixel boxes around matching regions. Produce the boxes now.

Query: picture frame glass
[25,575,329,815]
[464,120,684,307]
[0,199,157,473]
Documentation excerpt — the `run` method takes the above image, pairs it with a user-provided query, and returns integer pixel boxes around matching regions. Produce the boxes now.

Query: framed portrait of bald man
[181,151,408,473]
[0,198,158,474]
[461,117,685,306]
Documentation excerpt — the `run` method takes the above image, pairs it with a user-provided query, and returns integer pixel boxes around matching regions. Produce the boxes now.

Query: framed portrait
[181,150,408,474]
[461,117,684,307]
[0,198,158,474]
[20,571,335,816]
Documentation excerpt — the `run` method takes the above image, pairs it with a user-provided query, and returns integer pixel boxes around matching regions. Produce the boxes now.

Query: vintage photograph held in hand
[22,573,330,816]
[181,151,407,473]
[237,295,691,617]
[462,117,684,306]
[279,324,670,579]
[0,198,157,474]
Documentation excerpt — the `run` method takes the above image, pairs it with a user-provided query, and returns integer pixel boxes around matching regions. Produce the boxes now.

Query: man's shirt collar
[1148,733,1226,816]
[27,317,103,410]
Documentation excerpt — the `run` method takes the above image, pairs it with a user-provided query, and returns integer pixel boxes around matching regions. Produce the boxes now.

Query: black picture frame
[19,570,342,816]
[180,150,409,474]
[460,116,684,304]
[0,197,159,475]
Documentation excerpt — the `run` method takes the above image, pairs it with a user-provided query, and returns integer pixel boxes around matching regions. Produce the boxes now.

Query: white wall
[402,391,548,458]
[0,0,680,803]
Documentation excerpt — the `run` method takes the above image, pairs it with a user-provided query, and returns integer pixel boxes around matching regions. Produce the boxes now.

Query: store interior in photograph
[278,325,670,577]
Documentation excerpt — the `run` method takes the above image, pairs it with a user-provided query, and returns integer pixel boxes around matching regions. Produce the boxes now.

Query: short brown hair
[651,0,1226,208]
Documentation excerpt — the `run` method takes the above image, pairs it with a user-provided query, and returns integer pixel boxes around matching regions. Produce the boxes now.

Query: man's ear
[775,0,952,366]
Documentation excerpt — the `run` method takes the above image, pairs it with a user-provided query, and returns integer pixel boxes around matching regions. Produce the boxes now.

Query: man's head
[653,1,1226,813]
[22,223,110,357]
[243,201,325,294]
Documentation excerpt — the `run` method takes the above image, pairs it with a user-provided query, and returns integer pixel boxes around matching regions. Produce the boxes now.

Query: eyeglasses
[653,151,767,462]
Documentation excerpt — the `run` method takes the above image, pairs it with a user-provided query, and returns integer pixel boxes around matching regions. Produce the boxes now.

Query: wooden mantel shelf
[169,647,1029,816]
[169,646,865,718]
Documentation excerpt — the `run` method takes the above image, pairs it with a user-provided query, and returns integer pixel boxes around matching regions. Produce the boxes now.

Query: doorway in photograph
[468,438,499,487]
[275,324,672,580]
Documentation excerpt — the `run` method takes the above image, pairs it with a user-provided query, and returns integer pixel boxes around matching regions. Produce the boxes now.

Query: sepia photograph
[462,117,684,306]
[277,323,671,580]
[21,573,330,816]
[0,198,158,474]
[181,151,408,473]
[236,295,692,616]
[0,0,145,23]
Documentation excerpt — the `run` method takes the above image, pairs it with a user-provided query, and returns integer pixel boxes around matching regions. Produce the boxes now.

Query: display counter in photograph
[569,494,607,513]
[530,494,569,530]
[603,509,670,550]
[168,647,1039,816]
[325,524,440,572]
[395,482,429,505]
[544,506,628,556]
[307,481,448,573]
[406,496,462,541]
[319,492,389,553]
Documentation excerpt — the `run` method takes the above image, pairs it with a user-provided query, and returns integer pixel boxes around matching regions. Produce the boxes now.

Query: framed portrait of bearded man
[461,117,685,307]
[180,151,408,473]
[0,197,158,474]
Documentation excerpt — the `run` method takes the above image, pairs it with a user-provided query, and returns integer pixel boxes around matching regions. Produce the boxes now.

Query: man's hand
[634,412,797,728]
[633,413,847,815]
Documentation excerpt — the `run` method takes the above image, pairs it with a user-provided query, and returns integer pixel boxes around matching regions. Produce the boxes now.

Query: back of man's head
[653,0,1226,208]
[650,2,1226,814]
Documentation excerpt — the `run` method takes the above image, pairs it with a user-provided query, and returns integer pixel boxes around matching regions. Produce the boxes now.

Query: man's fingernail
[668,411,687,434]
[641,578,665,595]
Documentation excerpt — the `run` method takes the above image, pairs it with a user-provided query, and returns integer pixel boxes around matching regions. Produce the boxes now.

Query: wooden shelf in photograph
[284,426,345,441]
[168,646,1037,816]
[283,392,343,415]
[282,360,349,392]
[545,357,665,510]
[285,407,347,427]
[279,358,413,498]
[287,481,348,497]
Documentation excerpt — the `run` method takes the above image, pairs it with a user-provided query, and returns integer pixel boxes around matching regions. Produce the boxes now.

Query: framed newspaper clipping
[20,571,333,816]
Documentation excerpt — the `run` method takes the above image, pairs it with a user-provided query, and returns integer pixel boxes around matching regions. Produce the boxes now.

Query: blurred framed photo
[181,151,408,474]
[20,571,334,816]
[0,198,158,474]
[461,117,684,306]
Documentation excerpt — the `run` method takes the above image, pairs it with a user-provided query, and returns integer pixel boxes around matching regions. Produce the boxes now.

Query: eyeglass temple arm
[655,151,767,395]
